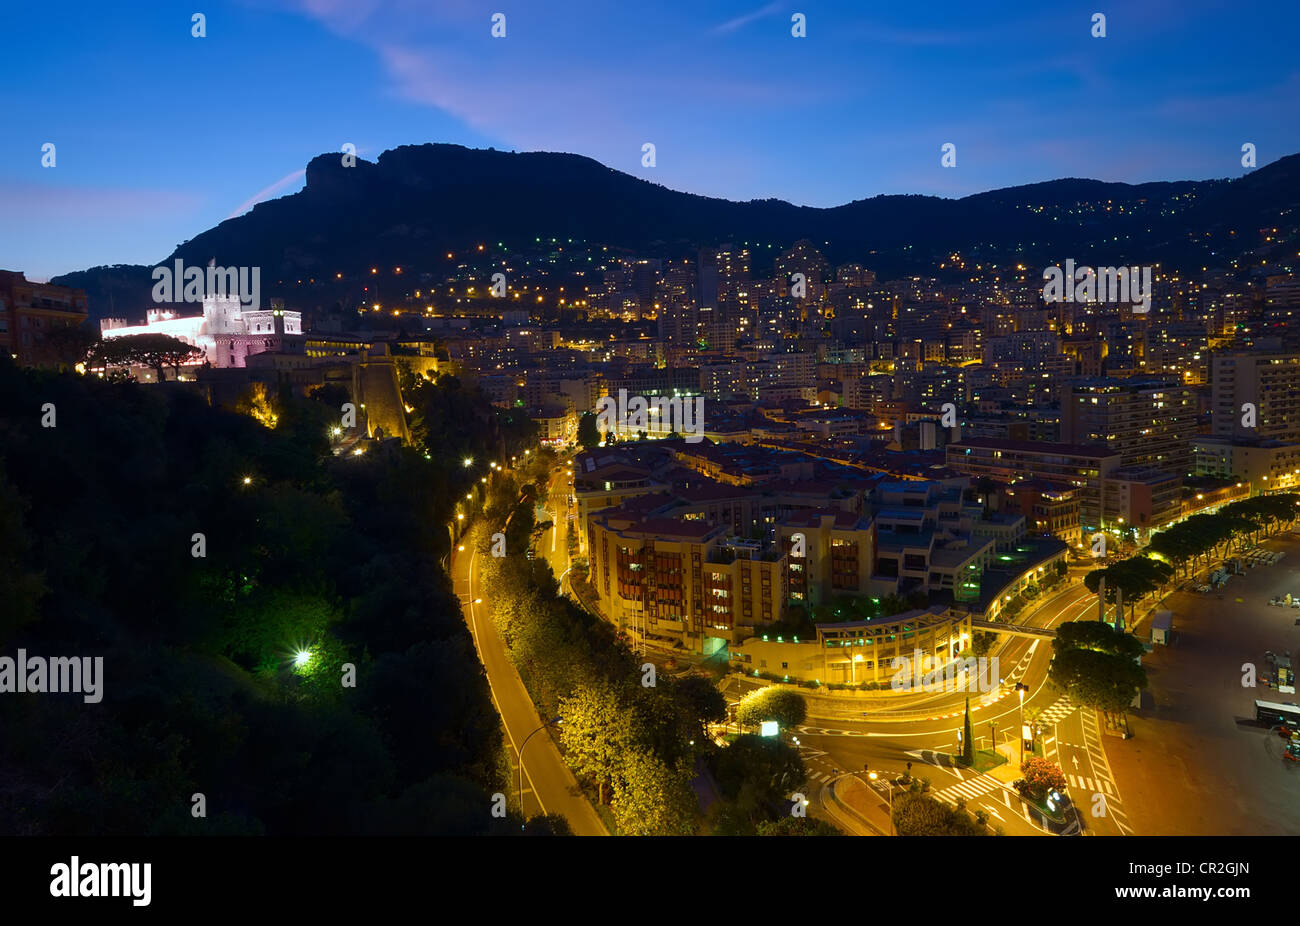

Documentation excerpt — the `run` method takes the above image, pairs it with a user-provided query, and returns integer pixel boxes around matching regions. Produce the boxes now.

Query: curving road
[453,543,607,835]
[766,581,1132,835]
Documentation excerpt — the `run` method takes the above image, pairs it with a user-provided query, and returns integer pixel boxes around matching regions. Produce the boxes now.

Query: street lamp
[867,769,893,835]
[518,716,562,819]
[1015,682,1030,764]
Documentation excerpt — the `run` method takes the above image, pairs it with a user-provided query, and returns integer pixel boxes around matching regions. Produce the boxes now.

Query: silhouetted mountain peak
[52,143,1300,322]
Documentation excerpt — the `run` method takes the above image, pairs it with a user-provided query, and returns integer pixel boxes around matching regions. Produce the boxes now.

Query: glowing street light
[242,476,252,486]
[294,649,312,669]
[866,769,894,835]
[463,457,474,468]
[1015,682,1030,764]
[518,717,563,817]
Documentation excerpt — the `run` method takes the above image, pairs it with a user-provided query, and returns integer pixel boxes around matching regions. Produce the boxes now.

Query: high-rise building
[1060,377,1197,476]
[946,437,1121,530]
[696,248,719,311]
[1211,351,1300,443]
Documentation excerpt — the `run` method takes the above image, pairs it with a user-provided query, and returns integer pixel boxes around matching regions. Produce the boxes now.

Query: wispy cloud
[2,183,203,220]
[710,2,782,35]
[226,169,308,220]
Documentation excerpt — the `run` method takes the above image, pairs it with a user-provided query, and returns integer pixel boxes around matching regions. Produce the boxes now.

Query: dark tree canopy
[0,356,526,834]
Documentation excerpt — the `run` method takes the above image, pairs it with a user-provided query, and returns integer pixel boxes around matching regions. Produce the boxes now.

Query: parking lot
[1106,534,1300,835]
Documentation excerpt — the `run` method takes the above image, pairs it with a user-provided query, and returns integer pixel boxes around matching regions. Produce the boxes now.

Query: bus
[1278,656,1295,695]
[1255,700,1300,727]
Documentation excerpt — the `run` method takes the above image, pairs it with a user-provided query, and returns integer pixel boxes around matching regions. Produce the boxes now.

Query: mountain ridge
[51,143,1300,320]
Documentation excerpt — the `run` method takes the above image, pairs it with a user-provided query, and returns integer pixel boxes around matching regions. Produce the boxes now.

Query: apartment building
[777,509,875,607]
[1060,377,1197,476]
[946,437,1121,531]
[0,270,89,368]
[587,508,786,655]
[1211,351,1300,443]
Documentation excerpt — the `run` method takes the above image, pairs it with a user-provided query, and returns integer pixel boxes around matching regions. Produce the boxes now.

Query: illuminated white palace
[101,295,302,369]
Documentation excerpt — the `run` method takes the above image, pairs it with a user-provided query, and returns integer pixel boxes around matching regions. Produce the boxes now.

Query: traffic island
[828,774,892,835]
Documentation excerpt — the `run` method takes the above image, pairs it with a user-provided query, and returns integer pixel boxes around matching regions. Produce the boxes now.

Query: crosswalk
[933,774,999,804]
[1079,708,1134,835]
[797,745,842,786]
[1067,773,1114,795]
[930,775,1041,826]
[1037,695,1077,725]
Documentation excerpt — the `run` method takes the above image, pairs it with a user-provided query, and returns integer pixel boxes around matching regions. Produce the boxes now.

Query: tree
[236,381,280,429]
[970,630,997,658]
[0,465,45,644]
[735,686,808,730]
[521,813,573,836]
[1055,620,1145,661]
[0,357,517,835]
[1017,756,1067,803]
[610,752,698,836]
[706,801,757,835]
[673,674,727,738]
[962,697,975,765]
[557,682,638,805]
[1050,647,1145,714]
[756,816,844,836]
[93,332,201,381]
[34,323,97,369]
[892,793,986,835]
[1085,555,1174,623]
[710,734,805,823]
[1049,621,1146,729]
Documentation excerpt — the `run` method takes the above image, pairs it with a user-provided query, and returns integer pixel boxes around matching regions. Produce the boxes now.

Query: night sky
[3,0,1298,279]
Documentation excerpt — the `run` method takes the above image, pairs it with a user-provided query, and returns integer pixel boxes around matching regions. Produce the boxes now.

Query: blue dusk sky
[2,0,1297,279]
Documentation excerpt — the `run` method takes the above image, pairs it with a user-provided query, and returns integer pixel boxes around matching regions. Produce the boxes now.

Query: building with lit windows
[728,604,974,686]
[777,509,875,606]
[1193,436,1300,492]
[587,507,786,655]
[1002,480,1082,547]
[1211,351,1300,443]
[0,270,88,368]
[946,438,1121,530]
[101,294,302,371]
[1060,377,1196,477]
